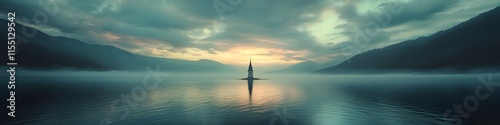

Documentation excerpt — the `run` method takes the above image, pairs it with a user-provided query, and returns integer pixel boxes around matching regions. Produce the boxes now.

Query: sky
[1,0,499,71]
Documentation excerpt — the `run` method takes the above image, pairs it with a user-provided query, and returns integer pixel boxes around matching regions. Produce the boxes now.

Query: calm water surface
[2,74,500,125]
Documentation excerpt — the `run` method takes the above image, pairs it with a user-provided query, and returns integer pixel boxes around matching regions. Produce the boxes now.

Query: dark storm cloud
[1,0,498,63]
[330,0,459,47]
[0,0,207,48]
[334,0,460,27]
[386,0,459,26]
[201,0,328,52]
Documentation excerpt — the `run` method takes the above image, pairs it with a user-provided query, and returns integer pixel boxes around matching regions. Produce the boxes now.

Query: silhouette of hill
[0,20,235,72]
[269,61,321,73]
[269,57,346,73]
[316,7,500,74]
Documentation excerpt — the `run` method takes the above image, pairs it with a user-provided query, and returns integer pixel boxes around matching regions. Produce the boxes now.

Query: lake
[2,73,500,125]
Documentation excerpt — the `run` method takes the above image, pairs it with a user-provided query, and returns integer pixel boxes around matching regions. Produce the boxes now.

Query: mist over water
[2,72,500,125]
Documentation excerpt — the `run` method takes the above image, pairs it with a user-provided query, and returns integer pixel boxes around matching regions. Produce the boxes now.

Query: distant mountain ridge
[269,61,321,73]
[0,20,235,72]
[316,6,500,74]
[270,57,347,73]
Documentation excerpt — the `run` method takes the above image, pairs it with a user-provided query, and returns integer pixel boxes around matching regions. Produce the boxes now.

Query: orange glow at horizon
[139,46,309,67]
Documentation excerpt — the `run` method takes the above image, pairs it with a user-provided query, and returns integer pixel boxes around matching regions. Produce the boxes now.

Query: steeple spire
[248,57,253,71]
[247,57,254,78]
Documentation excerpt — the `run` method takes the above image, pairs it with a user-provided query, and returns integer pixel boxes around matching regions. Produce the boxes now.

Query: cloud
[1,0,499,67]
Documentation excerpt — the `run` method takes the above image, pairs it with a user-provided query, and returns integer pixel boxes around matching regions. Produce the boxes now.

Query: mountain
[270,57,347,73]
[316,7,500,74]
[318,57,348,69]
[269,61,321,73]
[0,19,235,72]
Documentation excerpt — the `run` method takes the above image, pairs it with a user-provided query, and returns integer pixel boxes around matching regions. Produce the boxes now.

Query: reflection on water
[2,74,500,125]
[248,79,253,95]
[248,79,253,112]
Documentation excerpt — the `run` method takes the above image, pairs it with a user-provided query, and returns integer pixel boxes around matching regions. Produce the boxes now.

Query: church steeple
[248,58,253,71]
[247,58,253,78]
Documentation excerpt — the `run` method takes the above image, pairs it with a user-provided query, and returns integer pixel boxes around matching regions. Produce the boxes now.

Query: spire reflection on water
[247,79,253,112]
[247,79,253,95]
